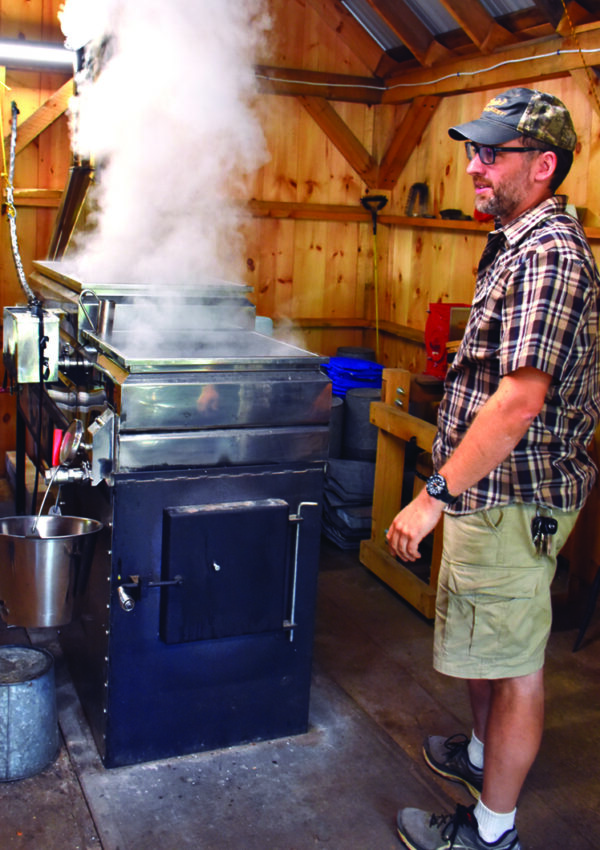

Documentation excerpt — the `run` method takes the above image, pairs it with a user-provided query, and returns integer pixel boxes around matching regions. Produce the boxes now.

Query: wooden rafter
[298,95,379,186]
[298,93,439,190]
[378,96,440,188]
[364,0,453,66]
[531,0,566,29]
[555,1,597,35]
[11,188,62,207]
[2,78,73,156]
[302,0,387,75]
[437,0,519,53]
[258,24,600,107]
[382,25,600,103]
[256,65,383,104]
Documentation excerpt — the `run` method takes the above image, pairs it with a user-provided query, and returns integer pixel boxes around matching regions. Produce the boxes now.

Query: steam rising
[59,0,269,286]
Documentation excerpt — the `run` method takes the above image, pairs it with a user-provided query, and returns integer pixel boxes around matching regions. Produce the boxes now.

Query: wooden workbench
[359,369,442,619]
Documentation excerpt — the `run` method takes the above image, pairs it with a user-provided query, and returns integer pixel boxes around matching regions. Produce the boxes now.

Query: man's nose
[466,155,484,175]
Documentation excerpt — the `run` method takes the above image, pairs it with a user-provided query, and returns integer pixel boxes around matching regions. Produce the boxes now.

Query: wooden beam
[438,0,520,52]
[248,199,600,241]
[247,199,494,232]
[364,0,454,66]
[370,402,437,451]
[556,2,597,35]
[382,26,600,102]
[569,66,600,117]
[531,0,566,29]
[377,95,440,189]
[258,27,600,105]
[302,0,387,75]
[298,95,379,186]
[9,188,62,207]
[255,65,383,104]
[3,78,73,155]
[249,199,371,222]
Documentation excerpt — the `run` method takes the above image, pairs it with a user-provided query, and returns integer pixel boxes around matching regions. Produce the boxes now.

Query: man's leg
[479,668,545,813]
[468,678,492,743]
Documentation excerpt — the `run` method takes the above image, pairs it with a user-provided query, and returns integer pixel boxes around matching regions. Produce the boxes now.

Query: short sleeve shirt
[432,195,600,515]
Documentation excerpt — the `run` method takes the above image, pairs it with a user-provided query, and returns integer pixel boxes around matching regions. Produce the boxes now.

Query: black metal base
[59,463,324,768]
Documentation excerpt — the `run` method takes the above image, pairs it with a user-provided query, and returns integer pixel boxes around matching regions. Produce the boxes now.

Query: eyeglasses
[465,141,540,165]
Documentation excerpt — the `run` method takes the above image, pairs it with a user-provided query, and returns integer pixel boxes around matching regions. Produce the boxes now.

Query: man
[387,88,600,850]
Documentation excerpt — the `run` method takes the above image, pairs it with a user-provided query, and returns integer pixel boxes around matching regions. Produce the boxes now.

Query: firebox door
[159,498,290,644]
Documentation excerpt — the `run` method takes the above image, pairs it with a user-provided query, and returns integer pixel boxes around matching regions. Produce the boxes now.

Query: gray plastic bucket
[336,346,376,361]
[328,396,344,458]
[342,388,380,461]
[0,645,59,781]
[0,516,102,628]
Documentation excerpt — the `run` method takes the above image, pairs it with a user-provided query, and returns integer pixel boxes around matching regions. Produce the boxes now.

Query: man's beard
[474,167,532,222]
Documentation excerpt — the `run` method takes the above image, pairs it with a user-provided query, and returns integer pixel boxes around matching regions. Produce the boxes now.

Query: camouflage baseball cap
[448,88,577,151]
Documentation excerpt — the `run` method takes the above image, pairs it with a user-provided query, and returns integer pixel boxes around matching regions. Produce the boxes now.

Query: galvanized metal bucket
[0,645,59,781]
[0,516,103,628]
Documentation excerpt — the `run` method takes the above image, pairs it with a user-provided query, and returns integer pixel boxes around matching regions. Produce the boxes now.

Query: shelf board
[248,200,600,239]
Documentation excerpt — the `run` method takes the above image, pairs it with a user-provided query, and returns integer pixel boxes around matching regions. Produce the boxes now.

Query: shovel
[360,195,388,360]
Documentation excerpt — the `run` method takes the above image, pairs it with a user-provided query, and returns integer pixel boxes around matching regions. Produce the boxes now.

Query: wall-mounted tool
[360,194,388,361]
[405,182,431,218]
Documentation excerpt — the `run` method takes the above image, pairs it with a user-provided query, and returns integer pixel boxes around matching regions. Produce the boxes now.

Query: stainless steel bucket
[0,645,59,781]
[0,516,103,627]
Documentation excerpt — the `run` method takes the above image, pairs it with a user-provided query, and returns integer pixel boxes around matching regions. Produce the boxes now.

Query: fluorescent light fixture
[0,39,75,70]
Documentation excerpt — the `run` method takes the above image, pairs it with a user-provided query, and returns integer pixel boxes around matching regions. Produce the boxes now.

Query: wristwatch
[425,472,457,505]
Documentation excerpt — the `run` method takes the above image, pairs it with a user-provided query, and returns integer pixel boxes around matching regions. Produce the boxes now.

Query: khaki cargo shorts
[433,503,579,680]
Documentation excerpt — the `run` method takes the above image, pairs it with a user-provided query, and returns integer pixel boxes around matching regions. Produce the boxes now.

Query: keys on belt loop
[531,507,558,556]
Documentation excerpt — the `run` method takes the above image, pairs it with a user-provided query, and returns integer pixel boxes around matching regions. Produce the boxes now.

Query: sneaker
[423,734,483,800]
[396,804,521,850]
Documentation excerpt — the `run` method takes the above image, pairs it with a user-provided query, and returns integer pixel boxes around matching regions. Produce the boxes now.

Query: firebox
[6,260,331,767]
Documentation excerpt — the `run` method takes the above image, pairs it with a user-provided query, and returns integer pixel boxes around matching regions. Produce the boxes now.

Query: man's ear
[534,150,558,184]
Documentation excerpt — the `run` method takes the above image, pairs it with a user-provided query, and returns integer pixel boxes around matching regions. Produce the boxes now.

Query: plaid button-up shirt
[433,195,600,515]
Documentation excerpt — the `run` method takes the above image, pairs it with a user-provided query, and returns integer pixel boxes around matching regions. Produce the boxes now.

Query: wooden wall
[0,0,71,472]
[245,1,600,369]
[1,0,600,469]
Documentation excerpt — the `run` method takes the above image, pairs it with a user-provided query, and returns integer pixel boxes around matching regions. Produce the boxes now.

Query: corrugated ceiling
[342,0,536,46]
[401,0,459,35]
[341,1,402,50]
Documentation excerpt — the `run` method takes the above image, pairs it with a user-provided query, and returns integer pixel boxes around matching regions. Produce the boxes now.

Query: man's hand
[386,368,551,562]
[386,488,444,562]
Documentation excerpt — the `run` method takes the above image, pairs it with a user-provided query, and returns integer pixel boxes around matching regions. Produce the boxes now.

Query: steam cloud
[59,0,269,287]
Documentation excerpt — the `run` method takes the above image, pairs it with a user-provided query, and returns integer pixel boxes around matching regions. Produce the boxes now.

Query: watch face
[426,473,454,503]
[428,474,445,495]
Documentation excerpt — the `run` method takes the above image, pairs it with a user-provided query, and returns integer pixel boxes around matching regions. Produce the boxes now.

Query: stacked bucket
[0,514,102,781]
[322,349,383,548]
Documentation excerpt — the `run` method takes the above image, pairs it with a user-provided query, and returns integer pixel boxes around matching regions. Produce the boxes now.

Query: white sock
[474,799,516,844]
[467,729,484,769]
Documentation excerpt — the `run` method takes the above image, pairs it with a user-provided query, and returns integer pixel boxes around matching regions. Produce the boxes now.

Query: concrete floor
[1,525,599,850]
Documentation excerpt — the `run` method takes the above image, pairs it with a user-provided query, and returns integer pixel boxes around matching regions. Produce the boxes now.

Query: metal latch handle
[285,502,318,641]
[117,574,183,612]
[79,289,99,330]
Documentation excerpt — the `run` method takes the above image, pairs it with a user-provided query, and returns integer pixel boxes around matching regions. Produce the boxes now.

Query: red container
[424,303,471,379]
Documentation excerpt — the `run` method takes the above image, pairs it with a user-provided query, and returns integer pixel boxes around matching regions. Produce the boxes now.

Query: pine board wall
[245,1,600,367]
[0,0,70,472]
[1,0,600,471]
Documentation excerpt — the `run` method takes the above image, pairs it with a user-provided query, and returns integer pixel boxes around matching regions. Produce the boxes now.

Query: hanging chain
[4,101,37,304]
[559,0,600,115]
